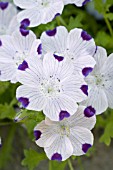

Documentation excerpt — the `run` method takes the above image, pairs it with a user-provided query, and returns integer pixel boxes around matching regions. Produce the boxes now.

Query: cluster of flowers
[0,0,113,161]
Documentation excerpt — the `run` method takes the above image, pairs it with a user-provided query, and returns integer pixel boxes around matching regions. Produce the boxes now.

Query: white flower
[34,105,96,161]
[13,0,91,27]
[13,0,64,27]
[82,46,113,114]
[41,26,96,75]
[16,52,88,121]
[0,29,42,83]
[0,2,18,35]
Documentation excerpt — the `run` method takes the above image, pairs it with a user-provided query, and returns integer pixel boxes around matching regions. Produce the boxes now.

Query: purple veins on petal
[82,143,92,153]
[18,60,29,71]
[59,110,70,121]
[34,130,42,140]
[37,44,42,55]
[54,54,64,62]
[82,67,93,77]
[0,2,8,10]
[81,30,92,41]
[46,28,57,36]
[0,40,2,46]
[51,153,62,161]
[82,0,90,6]
[80,85,88,96]
[84,106,96,118]
[18,97,29,108]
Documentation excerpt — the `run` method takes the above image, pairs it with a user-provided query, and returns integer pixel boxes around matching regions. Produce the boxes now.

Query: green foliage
[21,149,47,170]
[49,160,67,170]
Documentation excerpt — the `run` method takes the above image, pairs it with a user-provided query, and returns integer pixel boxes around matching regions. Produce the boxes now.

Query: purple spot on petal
[18,60,29,71]
[81,85,88,96]
[82,143,92,153]
[0,40,2,46]
[20,19,30,27]
[34,130,42,140]
[53,13,60,20]
[18,97,29,108]
[59,110,70,121]
[82,67,93,77]
[84,106,96,117]
[51,153,62,161]
[20,18,30,36]
[82,0,90,6]
[37,44,42,55]
[81,30,92,41]
[46,28,57,36]
[20,28,29,36]
[0,2,8,10]
[0,144,2,148]
[54,54,64,62]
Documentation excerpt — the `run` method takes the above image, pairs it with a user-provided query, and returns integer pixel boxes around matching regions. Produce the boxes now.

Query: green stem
[77,157,84,170]
[104,15,113,37]
[68,159,74,170]
[49,161,52,170]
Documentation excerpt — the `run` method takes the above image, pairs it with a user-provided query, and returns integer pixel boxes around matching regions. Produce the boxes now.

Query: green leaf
[0,104,15,119]
[67,14,84,30]
[49,160,67,170]
[105,13,113,21]
[22,149,47,170]
[94,0,105,14]
[99,122,113,146]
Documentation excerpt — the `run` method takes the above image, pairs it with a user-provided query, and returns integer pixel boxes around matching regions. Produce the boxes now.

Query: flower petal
[16,85,46,111]
[67,105,96,130]
[45,136,73,161]
[69,126,93,156]
[82,86,108,114]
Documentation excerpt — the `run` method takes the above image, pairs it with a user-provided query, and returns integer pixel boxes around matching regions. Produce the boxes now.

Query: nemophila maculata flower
[13,0,91,27]
[0,29,42,83]
[82,46,113,114]
[0,2,18,35]
[41,26,96,76]
[34,105,96,161]
[16,53,88,121]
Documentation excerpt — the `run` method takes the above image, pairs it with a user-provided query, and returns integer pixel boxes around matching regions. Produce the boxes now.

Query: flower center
[95,75,103,85]
[40,77,61,97]
[60,125,70,137]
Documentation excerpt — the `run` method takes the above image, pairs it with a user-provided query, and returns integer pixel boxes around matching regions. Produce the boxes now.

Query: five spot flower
[13,0,91,27]
[34,105,96,161]
[16,53,88,121]
[82,46,113,114]
[41,26,96,76]
[0,30,42,83]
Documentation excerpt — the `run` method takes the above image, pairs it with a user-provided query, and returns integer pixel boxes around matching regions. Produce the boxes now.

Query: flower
[34,105,96,161]
[0,2,17,35]
[14,0,64,27]
[41,26,96,75]
[16,52,88,121]
[81,46,113,114]
[13,0,91,27]
[0,29,41,83]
